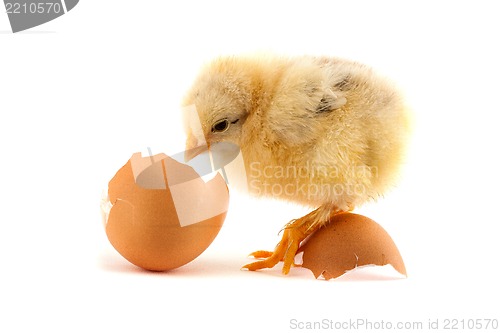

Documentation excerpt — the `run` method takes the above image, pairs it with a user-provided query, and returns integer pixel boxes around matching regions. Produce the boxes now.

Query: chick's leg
[243,203,345,275]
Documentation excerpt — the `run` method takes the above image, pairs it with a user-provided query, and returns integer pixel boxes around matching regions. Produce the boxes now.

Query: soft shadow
[238,261,318,280]
[244,263,407,282]
[98,252,146,274]
[326,265,407,282]
[98,253,407,281]
[98,252,246,277]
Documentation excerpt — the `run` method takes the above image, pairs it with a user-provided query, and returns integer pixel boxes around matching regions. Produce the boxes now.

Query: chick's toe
[248,250,274,259]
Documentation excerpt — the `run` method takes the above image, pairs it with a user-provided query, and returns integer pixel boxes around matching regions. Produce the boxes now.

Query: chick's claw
[248,250,274,259]
[242,227,305,275]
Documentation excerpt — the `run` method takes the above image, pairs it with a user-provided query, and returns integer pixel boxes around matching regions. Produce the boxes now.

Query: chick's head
[182,58,255,160]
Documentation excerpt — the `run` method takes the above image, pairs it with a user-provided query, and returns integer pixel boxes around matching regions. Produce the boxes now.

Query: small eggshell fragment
[299,212,406,280]
[102,152,229,272]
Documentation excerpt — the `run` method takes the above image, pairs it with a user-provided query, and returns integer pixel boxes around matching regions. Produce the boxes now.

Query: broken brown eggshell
[101,152,229,272]
[298,212,406,280]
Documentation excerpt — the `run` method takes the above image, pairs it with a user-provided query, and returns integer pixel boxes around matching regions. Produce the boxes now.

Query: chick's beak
[184,132,210,162]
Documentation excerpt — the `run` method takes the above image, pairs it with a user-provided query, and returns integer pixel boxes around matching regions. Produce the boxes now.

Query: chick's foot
[243,204,348,274]
[243,217,320,275]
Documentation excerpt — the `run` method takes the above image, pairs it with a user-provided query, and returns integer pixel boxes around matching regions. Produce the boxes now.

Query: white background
[1,1,499,332]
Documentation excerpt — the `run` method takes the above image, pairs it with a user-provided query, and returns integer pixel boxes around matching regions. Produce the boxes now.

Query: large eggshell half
[102,152,228,271]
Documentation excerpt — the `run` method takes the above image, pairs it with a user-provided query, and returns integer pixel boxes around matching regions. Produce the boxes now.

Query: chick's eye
[212,119,230,133]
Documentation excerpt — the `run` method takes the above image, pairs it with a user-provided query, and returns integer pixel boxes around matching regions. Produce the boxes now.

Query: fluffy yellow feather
[183,55,411,274]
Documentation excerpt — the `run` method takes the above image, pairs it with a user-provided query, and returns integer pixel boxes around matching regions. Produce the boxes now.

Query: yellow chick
[183,55,411,274]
